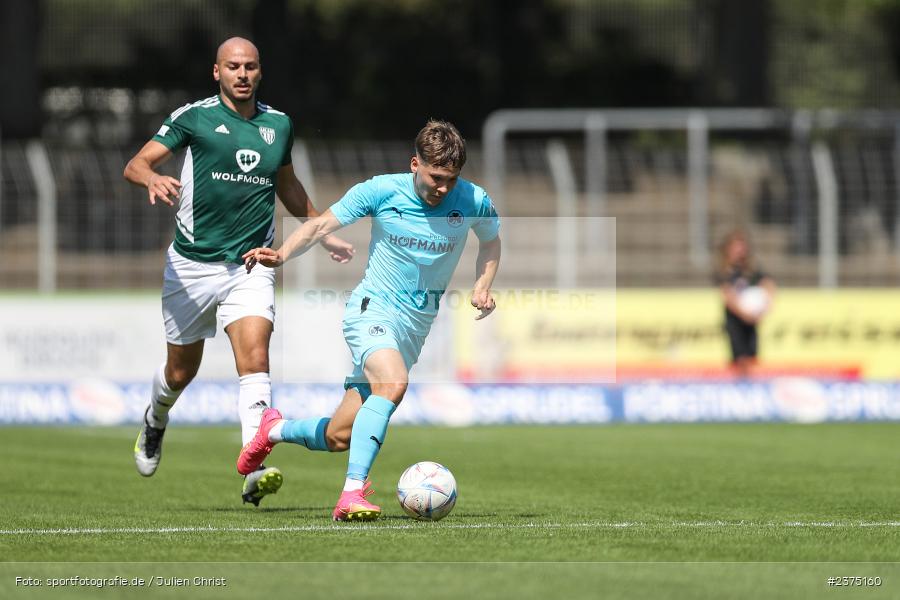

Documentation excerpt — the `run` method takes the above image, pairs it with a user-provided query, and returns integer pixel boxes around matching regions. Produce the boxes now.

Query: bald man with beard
[124,37,355,506]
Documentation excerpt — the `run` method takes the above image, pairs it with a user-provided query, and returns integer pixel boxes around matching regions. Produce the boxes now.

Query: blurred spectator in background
[715,229,776,379]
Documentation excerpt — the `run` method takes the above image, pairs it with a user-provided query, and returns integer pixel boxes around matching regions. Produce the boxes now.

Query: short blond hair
[414,120,466,169]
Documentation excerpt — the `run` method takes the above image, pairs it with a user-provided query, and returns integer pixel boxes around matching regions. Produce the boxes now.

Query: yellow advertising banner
[453,289,900,381]
[453,289,616,382]
[749,289,900,379]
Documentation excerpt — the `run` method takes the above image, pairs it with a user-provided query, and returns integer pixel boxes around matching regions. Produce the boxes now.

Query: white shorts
[162,244,276,345]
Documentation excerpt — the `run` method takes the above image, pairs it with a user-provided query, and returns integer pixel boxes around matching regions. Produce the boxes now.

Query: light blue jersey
[330,173,500,337]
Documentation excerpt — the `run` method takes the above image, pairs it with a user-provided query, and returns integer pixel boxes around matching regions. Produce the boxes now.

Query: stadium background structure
[3,2,900,597]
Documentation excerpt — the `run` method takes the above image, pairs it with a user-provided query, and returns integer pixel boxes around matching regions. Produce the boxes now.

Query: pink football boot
[236,408,282,475]
[332,481,381,521]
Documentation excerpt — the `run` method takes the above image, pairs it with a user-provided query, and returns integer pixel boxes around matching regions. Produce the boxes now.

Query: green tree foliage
[32,0,900,140]
[771,0,900,108]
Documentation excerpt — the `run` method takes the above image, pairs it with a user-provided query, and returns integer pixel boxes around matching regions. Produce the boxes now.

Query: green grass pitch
[1,423,899,599]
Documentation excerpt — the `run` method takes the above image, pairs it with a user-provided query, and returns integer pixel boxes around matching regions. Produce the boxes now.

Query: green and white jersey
[152,95,293,263]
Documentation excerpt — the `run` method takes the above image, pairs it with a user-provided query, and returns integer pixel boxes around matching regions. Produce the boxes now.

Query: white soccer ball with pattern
[396,461,457,521]
[738,285,770,318]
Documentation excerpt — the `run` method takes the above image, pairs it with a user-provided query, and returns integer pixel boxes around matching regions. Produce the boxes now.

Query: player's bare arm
[761,276,777,299]
[275,165,355,263]
[243,209,345,272]
[721,284,746,320]
[123,140,181,206]
[472,236,501,320]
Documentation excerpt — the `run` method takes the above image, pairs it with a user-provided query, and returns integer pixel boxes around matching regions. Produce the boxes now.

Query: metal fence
[484,108,900,287]
[3,109,900,291]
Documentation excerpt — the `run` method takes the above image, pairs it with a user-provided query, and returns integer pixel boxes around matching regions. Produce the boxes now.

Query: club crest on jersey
[447,209,464,227]
[368,325,386,336]
[235,150,260,173]
[258,126,275,145]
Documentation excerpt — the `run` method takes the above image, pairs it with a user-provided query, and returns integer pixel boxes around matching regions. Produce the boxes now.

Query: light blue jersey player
[237,120,501,521]
[334,170,499,389]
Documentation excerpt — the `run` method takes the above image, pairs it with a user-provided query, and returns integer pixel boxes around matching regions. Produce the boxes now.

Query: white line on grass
[2,521,900,536]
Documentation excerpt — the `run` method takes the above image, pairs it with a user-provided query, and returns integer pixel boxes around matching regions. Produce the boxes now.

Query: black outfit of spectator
[716,267,767,362]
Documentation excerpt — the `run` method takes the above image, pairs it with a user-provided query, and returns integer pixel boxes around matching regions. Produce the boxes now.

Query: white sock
[148,363,182,428]
[238,372,271,445]
[343,478,365,492]
[268,420,285,442]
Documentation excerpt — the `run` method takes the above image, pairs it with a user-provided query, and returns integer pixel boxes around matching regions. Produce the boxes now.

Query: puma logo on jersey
[215,124,230,134]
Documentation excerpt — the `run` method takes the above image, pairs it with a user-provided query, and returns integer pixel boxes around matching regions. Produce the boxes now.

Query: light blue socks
[280,417,331,451]
[346,395,397,481]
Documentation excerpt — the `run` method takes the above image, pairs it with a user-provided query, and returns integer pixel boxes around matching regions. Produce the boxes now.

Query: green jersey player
[123,37,354,505]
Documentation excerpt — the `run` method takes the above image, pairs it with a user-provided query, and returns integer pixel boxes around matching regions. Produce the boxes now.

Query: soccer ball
[738,285,770,318]
[396,461,457,521]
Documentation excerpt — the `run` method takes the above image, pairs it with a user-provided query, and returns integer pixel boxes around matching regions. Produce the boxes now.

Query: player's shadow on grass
[191,508,535,519]
[201,506,329,515]
[383,513,512,520]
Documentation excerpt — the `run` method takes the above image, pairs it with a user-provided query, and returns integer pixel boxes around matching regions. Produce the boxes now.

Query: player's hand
[242,247,284,272]
[471,289,496,320]
[738,311,762,326]
[320,235,355,264]
[147,174,181,206]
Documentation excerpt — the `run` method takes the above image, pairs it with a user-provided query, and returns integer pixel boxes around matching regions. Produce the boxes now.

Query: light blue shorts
[342,294,427,400]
